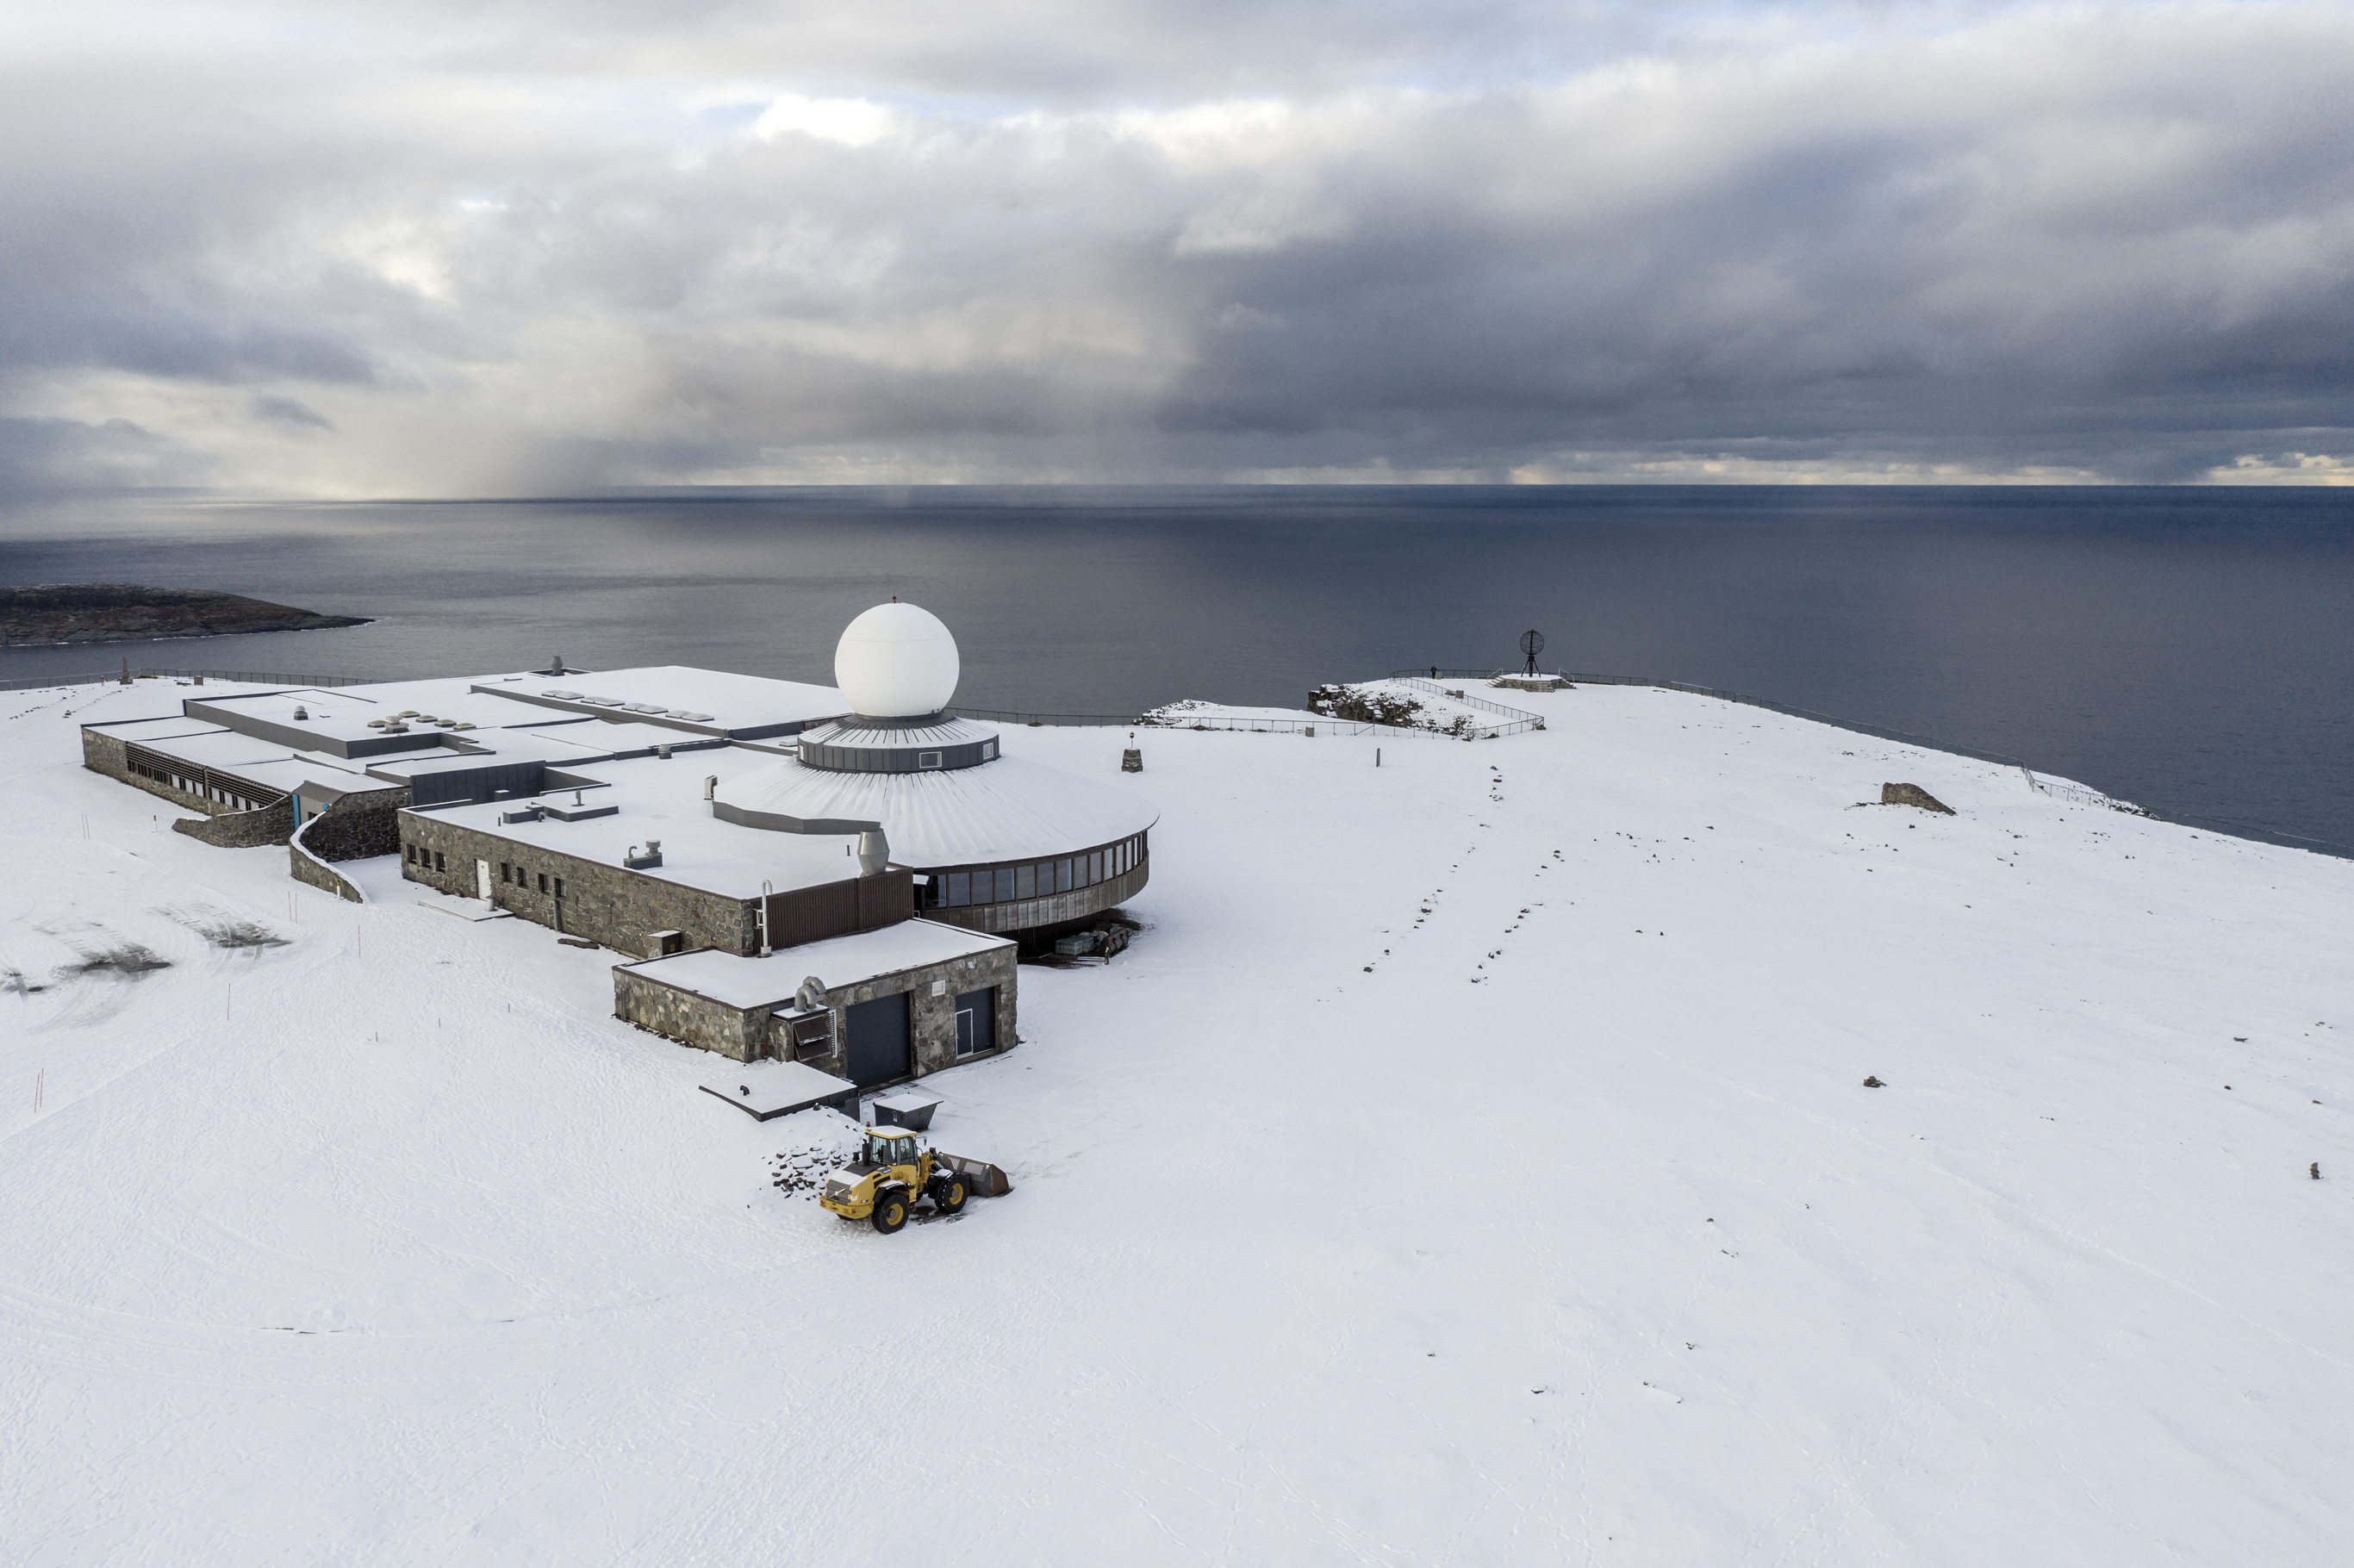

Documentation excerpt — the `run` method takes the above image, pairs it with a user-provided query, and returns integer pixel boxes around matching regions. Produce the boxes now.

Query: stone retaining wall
[171,796,295,847]
[302,789,408,860]
[290,815,365,902]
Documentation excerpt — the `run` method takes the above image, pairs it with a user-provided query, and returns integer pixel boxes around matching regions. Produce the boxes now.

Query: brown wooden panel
[856,868,914,931]
[764,879,859,949]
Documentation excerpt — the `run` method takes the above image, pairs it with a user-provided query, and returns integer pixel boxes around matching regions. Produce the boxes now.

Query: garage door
[844,992,911,1086]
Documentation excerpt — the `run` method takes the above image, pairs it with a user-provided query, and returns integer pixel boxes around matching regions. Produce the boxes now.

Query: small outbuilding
[613,918,1017,1087]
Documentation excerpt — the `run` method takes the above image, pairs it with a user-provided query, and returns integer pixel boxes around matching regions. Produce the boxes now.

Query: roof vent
[293,706,309,721]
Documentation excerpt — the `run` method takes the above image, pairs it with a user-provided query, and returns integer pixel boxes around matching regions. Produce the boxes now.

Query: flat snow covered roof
[113,727,377,793]
[358,720,719,781]
[714,751,1158,866]
[475,666,850,738]
[91,716,234,744]
[415,747,866,899]
[187,677,564,748]
[621,919,1012,1009]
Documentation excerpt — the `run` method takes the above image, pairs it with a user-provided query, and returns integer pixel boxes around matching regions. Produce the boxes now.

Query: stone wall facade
[613,933,1018,1081]
[400,810,761,960]
[82,727,229,818]
[302,789,408,860]
[612,968,772,1058]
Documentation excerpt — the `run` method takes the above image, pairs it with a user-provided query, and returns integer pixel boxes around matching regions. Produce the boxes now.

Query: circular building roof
[835,602,959,718]
[713,752,1157,867]
[796,714,1000,774]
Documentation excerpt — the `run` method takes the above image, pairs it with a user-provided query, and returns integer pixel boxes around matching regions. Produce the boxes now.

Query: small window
[981,739,998,760]
[994,868,1015,902]
[433,851,445,873]
[538,873,549,893]
[554,877,565,899]
[1056,858,1073,893]
[918,750,943,769]
[946,872,969,907]
[500,862,511,883]
[1015,863,1035,899]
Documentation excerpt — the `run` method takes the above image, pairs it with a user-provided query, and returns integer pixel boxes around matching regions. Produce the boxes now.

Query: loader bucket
[937,1153,1013,1198]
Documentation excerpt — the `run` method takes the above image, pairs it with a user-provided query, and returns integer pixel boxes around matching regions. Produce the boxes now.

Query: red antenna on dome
[891,594,898,602]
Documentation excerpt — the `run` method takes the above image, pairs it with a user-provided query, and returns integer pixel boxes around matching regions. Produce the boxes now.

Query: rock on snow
[1,677,2348,1565]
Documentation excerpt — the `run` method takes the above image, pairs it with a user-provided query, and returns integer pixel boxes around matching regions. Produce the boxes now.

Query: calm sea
[3,487,2350,845]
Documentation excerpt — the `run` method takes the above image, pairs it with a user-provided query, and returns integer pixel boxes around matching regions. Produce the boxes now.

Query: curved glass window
[915,831,1149,910]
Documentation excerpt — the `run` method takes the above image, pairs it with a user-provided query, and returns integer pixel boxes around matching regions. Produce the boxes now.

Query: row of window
[126,754,271,813]
[402,843,567,899]
[499,860,564,899]
[920,833,1146,910]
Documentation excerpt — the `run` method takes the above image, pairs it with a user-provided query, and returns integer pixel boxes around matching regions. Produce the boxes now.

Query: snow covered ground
[3,675,2350,1565]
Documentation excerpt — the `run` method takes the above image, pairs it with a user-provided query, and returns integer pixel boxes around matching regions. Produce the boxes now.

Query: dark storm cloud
[1,2,2350,491]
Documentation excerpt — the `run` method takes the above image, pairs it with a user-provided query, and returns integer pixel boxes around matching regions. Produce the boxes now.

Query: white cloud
[750,94,902,148]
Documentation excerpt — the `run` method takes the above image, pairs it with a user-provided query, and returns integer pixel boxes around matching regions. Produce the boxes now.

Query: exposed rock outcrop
[3,583,369,646]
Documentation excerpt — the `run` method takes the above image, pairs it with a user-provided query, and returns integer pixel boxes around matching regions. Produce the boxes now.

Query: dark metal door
[954,986,996,1056]
[844,992,911,1086]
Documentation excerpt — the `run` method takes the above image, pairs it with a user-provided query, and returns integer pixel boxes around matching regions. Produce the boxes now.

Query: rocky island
[1,582,370,646]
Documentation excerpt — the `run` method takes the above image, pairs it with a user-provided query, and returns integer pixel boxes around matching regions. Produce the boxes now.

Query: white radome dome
[834,601,960,717]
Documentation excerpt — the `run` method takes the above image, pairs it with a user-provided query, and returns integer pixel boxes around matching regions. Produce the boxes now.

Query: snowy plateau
[3,676,2349,1566]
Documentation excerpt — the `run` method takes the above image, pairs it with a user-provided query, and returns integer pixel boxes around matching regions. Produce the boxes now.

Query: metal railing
[1382,676,1545,736]
[949,707,1144,727]
[1143,711,1446,739]
[0,665,375,693]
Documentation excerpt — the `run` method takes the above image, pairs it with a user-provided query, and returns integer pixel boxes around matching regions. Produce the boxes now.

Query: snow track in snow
[1,681,2349,1565]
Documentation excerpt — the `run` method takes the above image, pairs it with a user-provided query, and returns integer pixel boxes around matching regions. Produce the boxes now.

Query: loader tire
[936,1177,968,1215]
[871,1188,910,1234]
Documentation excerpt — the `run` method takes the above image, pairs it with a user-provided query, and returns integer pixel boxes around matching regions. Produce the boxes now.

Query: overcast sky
[3,1,2350,494]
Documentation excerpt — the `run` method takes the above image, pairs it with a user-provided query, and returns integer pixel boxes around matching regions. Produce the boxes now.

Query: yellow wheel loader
[818,1126,1011,1234]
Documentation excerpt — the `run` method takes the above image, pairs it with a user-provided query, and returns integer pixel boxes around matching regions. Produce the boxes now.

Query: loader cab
[863,1129,919,1171]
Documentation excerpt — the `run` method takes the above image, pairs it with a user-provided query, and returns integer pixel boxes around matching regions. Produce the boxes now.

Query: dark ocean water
[3,486,2350,845]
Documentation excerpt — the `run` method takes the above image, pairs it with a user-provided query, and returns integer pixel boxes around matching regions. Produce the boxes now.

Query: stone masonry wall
[172,796,295,848]
[613,968,765,1059]
[303,789,408,860]
[400,810,757,960]
[290,815,365,903]
[82,727,228,818]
